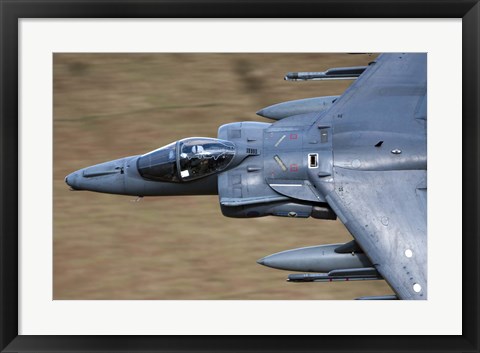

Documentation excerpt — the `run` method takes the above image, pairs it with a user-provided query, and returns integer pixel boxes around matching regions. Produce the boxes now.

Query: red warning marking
[290,133,298,140]
[290,164,298,172]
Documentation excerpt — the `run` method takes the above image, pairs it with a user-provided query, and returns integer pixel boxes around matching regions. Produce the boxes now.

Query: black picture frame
[1,1,478,352]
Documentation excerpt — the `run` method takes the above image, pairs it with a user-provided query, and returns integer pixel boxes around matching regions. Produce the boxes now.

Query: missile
[355,295,398,300]
[257,242,373,273]
[288,268,382,282]
[284,66,367,81]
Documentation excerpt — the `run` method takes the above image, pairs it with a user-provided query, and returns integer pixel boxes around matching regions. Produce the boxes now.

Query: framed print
[1,1,479,352]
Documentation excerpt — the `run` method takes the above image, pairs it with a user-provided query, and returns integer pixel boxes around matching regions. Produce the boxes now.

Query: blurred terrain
[53,53,394,299]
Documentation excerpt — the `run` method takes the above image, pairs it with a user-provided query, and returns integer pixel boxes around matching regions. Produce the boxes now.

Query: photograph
[2,2,476,350]
[54,52,425,300]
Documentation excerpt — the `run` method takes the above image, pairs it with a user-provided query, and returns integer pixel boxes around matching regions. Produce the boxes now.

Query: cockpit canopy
[137,138,236,182]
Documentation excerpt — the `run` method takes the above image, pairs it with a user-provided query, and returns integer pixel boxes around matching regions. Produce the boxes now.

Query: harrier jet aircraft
[66,53,427,300]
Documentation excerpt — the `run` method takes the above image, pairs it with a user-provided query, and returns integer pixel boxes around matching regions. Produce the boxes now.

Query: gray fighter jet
[65,53,427,300]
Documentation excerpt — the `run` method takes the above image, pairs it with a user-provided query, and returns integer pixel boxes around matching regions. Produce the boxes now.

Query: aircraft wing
[319,53,427,299]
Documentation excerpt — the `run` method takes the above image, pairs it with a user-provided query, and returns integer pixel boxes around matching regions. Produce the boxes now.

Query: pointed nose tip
[257,257,266,266]
[65,172,80,190]
[256,253,287,270]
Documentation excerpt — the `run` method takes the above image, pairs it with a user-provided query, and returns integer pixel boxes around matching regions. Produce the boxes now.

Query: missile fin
[334,240,363,254]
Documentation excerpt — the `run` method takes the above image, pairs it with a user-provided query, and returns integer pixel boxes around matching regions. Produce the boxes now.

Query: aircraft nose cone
[65,157,129,194]
[65,172,80,190]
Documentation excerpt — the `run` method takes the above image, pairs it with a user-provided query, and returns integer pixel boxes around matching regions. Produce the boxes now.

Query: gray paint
[311,53,427,299]
[66,53,427,300]
[66,156,218,196]
[284,66,367,81]
[287,268,381,282]
[256,96,339,120]
[257,243,373,273]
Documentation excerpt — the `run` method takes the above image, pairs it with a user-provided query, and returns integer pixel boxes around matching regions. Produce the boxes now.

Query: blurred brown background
[53,53,393,299]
